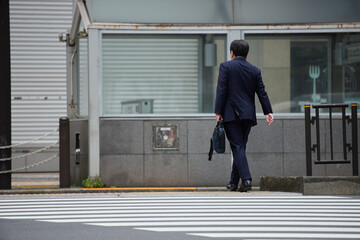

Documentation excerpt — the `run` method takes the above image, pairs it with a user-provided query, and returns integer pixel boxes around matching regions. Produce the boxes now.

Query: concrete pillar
[87,28,101,177]
[228,30,241,60]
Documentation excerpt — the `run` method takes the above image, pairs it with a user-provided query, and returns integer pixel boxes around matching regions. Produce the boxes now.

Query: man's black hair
[230,39,249,58]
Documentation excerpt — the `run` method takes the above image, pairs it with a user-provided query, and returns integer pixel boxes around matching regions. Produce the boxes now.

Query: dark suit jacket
[214,56,272,126]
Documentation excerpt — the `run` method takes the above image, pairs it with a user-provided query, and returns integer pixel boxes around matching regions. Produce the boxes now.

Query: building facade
[63,0,360,187]
[12,0,360,186]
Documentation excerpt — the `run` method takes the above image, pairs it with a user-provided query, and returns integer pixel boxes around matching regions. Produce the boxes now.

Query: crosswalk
[1,194,360,239]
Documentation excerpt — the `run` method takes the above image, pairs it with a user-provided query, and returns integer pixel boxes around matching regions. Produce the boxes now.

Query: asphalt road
[1,192,360,240]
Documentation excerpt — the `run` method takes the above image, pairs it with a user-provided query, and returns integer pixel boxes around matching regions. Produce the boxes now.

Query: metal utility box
[121,99,154,114]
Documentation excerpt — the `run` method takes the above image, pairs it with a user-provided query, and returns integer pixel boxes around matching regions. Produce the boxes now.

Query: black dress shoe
[239,180,252,192]
[226,182,238,191]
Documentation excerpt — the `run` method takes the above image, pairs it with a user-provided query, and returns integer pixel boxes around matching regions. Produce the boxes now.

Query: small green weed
[82,175,104,188]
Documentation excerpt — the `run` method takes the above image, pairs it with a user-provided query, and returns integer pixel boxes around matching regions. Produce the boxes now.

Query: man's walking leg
[225,120,252,191]
[238,120,252,192]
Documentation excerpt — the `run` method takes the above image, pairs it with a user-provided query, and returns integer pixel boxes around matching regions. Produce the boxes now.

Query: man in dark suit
[215,39,273,192]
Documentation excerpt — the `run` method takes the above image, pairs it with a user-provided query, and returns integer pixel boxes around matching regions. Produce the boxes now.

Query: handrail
[305,103,358,176]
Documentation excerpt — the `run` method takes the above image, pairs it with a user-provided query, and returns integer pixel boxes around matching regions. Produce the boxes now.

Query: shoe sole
[226,185,238,191]
[239,186,252,192]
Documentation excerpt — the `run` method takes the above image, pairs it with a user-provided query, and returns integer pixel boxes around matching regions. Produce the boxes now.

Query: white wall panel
[10,0,73,144]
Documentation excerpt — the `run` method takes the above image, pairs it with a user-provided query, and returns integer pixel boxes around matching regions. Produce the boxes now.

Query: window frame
[80,26,360,119]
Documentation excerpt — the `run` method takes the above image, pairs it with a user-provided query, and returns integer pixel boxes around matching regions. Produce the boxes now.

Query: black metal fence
[305,103,358,176]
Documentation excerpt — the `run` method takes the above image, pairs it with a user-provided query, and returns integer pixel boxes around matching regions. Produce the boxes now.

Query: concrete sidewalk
[2,172,232,195]
[11,172,60,189]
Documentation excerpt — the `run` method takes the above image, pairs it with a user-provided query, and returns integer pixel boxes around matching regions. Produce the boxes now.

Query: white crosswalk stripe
[1,195,360,239]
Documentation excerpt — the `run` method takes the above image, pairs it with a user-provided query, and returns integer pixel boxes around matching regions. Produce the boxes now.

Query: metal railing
[0,117,70,188]
[305,103,358,176]
[0,130,59,175]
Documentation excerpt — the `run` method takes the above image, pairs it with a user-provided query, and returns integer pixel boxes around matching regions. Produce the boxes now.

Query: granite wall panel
[100,120,143,155]
[100,154,144,187]
[144,154,187,186]
[188,153,231,186]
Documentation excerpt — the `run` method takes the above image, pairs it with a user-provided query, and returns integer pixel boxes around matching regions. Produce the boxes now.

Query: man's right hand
[215,114,223,122]
[266,113,274,125]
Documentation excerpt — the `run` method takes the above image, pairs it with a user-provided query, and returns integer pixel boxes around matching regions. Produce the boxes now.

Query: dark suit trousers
[224,116,252,185]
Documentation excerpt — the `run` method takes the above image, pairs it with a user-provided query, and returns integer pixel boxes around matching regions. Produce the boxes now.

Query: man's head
[230,40,249,59]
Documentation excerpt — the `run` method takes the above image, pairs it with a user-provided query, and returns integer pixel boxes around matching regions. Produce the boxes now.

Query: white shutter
[102,35,200,115]
[10,0,73,144]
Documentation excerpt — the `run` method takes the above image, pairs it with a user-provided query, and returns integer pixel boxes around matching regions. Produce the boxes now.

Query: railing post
[351,104,358,176]
[305,105,312,176]
[59,117,70,188]
[329,107,334,160]
[315,107,321,161]
[342,106,347,160]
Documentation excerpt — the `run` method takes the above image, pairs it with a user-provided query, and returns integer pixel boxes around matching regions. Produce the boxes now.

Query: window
[246,33,360,113]
[101,34,226,115]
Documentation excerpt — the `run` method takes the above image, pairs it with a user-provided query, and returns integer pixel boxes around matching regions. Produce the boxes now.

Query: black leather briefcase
[208,120,226,161]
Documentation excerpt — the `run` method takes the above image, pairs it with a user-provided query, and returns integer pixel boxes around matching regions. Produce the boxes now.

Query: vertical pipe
[0,0,11,189]
[87,29,100,177]
[66,42,74,118]
[351,104,358,176]
[315,107,321,161]
[329,107,333,160]
[342,106,347,160]
[59,117,70,188]
[305,105,312,176]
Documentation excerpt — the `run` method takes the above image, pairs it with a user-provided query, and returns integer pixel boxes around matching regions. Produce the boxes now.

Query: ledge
[260,176,360,195]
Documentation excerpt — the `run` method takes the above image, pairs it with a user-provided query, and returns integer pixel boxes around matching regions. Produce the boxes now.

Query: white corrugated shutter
[10,0,73,144]
[102,35,200,115]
